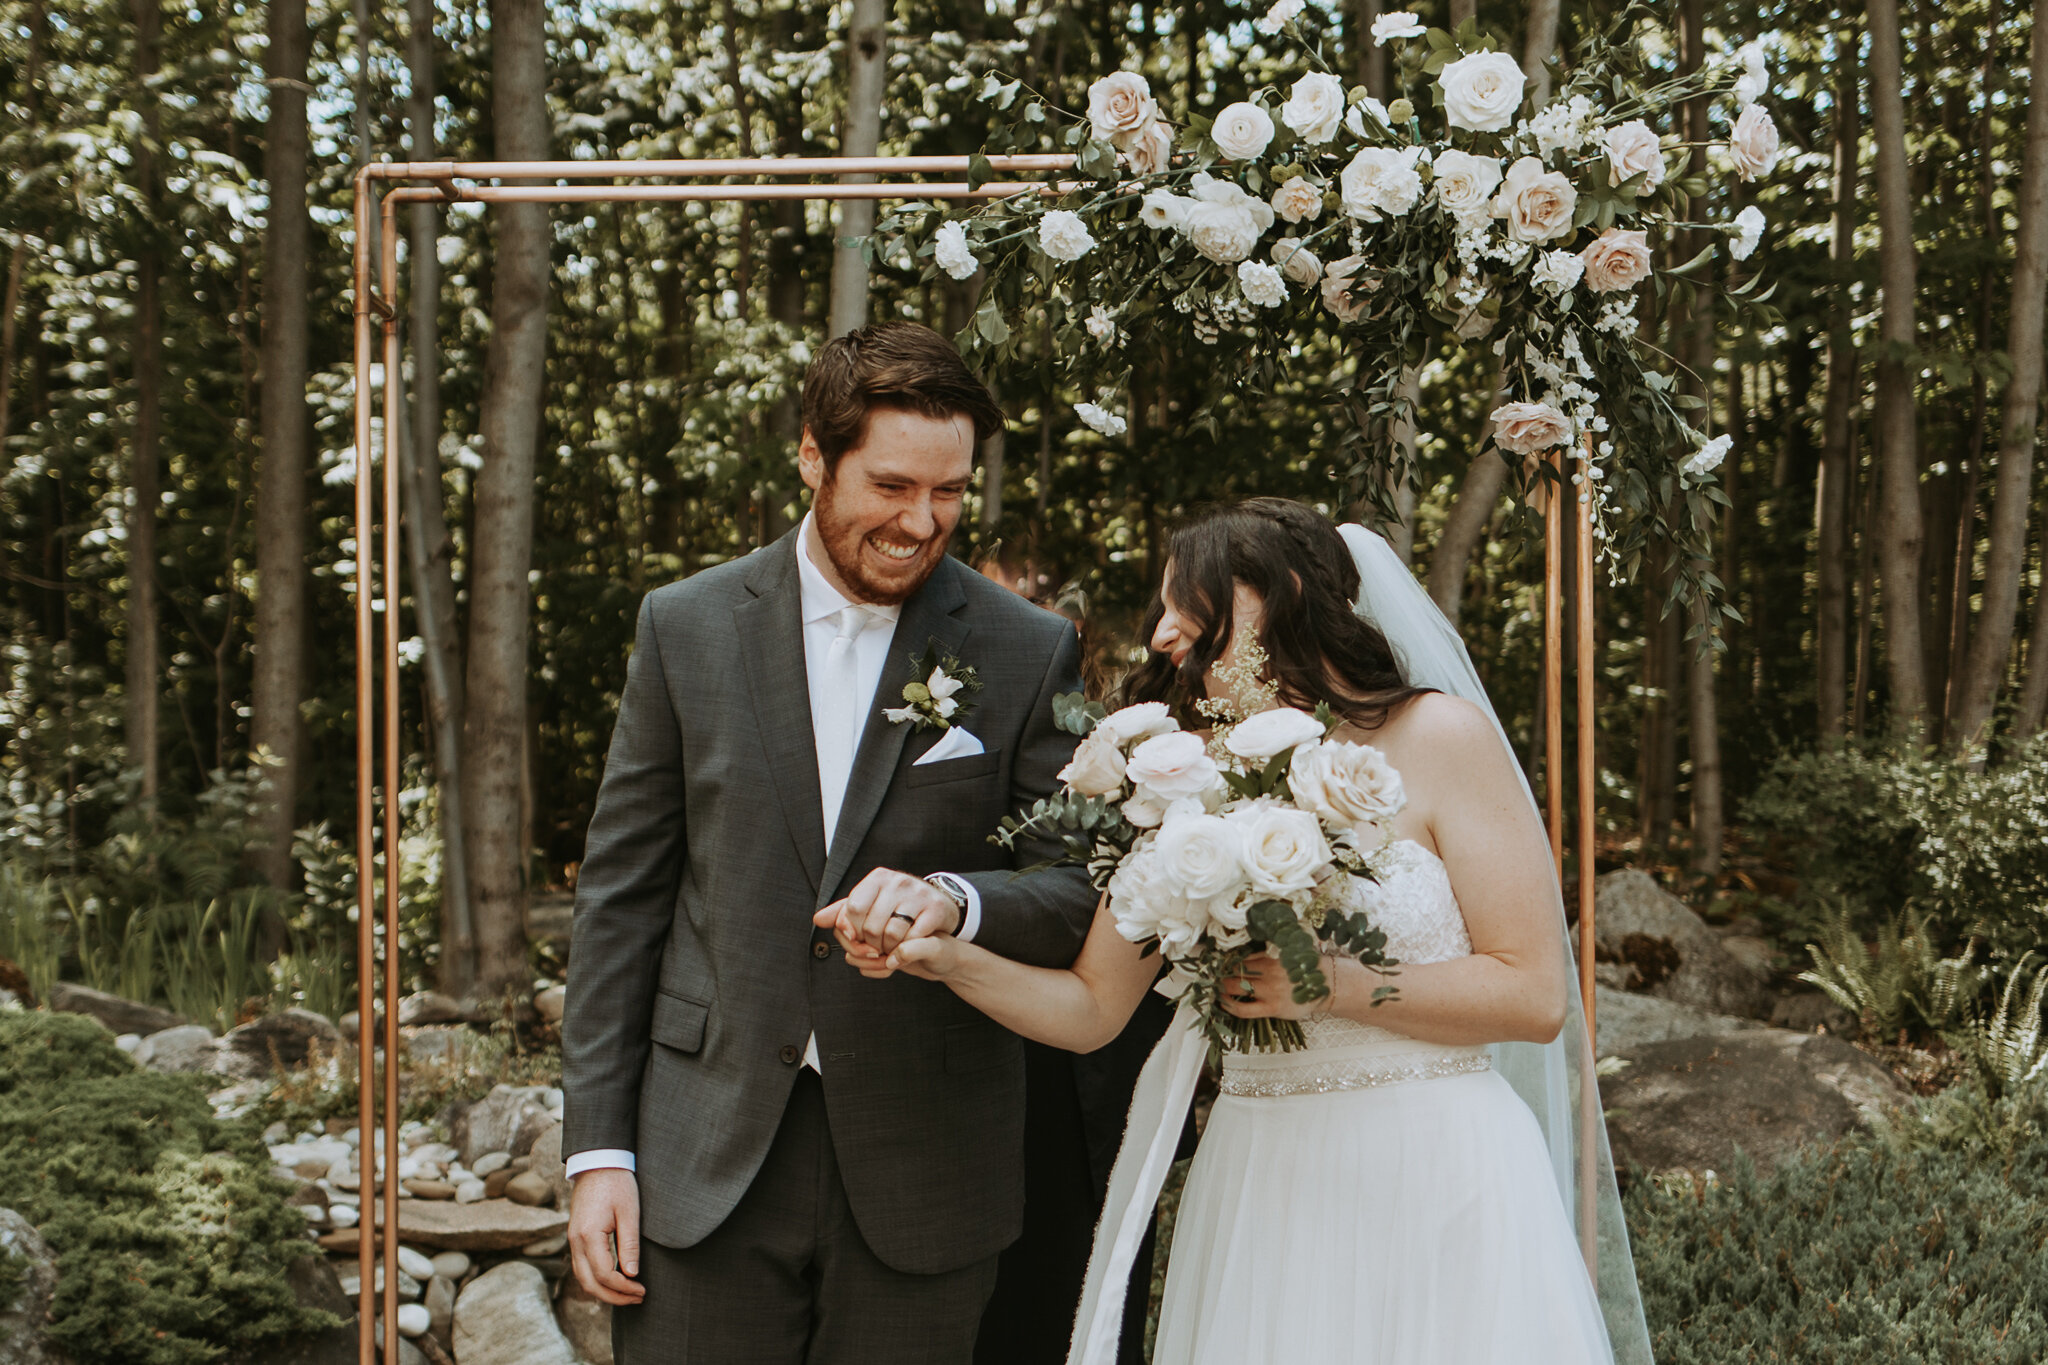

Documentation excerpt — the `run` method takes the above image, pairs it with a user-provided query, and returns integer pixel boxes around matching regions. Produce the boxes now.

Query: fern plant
[1798,904,1979,1041]
[1943,953,2048,1101]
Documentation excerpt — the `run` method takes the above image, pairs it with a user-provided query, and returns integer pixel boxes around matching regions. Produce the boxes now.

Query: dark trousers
[615,1069,999,1365]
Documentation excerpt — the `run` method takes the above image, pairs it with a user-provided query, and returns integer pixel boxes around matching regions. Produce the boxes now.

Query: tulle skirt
[1152,1066,1614,1365]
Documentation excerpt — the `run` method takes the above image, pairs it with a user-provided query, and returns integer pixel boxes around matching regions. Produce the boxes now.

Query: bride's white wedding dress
[1149,839,1614,1365]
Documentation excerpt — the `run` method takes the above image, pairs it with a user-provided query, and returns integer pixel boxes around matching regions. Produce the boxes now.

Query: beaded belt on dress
[1217,1024,1492,1099]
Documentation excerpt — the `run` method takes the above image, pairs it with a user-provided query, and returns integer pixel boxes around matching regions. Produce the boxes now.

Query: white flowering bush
[876,5,1785,606]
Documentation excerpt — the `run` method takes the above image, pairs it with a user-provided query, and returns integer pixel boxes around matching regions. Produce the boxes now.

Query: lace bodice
[1220,838,1493,1096]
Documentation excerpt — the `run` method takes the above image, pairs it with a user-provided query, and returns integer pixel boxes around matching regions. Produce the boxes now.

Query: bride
[820,497,1645,1364]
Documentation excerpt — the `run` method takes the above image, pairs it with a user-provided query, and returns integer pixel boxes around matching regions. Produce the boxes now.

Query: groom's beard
[813,479,952,606]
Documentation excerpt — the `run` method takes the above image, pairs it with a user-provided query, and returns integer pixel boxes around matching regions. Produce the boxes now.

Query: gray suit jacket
[561,532,1096,1275]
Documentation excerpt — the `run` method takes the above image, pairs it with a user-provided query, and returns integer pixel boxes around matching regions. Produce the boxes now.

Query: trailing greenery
[1628,1081,2048,1363]
[0,1011,336,1364]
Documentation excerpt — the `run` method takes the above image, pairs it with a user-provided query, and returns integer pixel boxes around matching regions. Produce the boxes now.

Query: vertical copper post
[1544,459,1564,880]
[1574,440,1599,1275]
[378,195,405,1364]
[349,170,378,1365]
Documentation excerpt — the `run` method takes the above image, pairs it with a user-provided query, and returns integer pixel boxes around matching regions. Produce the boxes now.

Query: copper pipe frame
[348,154,1073,1364]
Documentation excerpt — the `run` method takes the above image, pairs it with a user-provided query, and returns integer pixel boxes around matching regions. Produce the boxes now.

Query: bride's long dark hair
[1121,498,1433,728]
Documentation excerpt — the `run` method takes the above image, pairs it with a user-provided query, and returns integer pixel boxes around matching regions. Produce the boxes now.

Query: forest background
[2,0,2045,1011]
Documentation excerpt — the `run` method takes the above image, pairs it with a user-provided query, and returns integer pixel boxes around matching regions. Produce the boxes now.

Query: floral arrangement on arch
[875,4,1784,600]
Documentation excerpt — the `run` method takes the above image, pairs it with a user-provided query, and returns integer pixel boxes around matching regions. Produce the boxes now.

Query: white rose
[1270,237,1323,285]
[1122,793,1167,829]
[1107,847,1172,942]
[1097,701,1176,747]
[933,221,979,281]
[1579,227,1653,292]
[1228,804,1333,897]
[1281,72,1345,144]
[1288,740,1406,829]
[1730,204,1765,262]
[1237,259,1288,308]
[1086,305,1117,343]
[1320,254,1371,322]
[1141,188,1192,231]
[1729,104,1779,181]
[1341,146,1424,222]
[1270,176,1323,225]
[1489,400,1574,455]
[1058,728,1128,796]
[1255,0,1304,34]
[1037,209,1096,262]
[1438,50,1526,133]
[1530,248,1584,295]
[1733,41,1768,107]
[1154,813,1247,901]
[1684,433,1732,477]
[1087,72,1158,142]
[1152,896,1209,958]
[1126,730,1223,801]
[1372,10,1425,44]
[1492,155,1577,243]
[1604,120,1665,190]
[1224,706,1324,761]
[1211,101,1276,161]
[1431,149,1503,220]
[1120,119,1174,177]
[1074,401,1126,437]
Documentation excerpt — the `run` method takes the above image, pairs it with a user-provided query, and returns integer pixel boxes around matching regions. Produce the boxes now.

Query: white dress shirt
[566,517,983,1181]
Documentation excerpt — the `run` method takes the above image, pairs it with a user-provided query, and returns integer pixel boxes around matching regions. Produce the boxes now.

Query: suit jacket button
[812,940,831,960]
[779,1044,800,1065]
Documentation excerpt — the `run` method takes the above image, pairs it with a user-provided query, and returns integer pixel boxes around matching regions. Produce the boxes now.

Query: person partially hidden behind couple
[562,320,1647,1363]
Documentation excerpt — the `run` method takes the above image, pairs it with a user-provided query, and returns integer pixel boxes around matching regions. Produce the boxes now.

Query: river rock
[396,992,465,1027]
[0,1208,66,1365]
[1592,985,1766,1058]
[503,1172,553,1208]
[526,1127,571,1215]
[134,1024,219,1074]
[428,1252,469,1281]
[471,1151,511,1178]
[403,1180,456,1201]
[533,985,565,1025]
[394,1304,431,1339]
[1593,870,1773,1018]
[424,1274,456,1341]
[220,1009,342,1072]
[394,1246,437,1282]
[554,1275,615,1365]
[451,1085,555,1167]
[47,981,183,1036]
[451,1263,577,1365]
[370,1197,567,1251]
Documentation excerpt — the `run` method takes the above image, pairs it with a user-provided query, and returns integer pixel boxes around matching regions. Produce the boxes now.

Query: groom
[561,322,1100,1362]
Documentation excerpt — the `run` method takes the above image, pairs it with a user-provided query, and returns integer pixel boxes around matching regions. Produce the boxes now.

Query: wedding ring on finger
[889,911,916,924]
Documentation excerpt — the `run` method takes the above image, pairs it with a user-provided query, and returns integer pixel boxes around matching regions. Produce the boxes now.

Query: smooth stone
[483,1169,515,1200]
[335,1266,422,1300]
[394,1303,432,1338]
[395,1245,437,1282]
[403,1179,457,1201]
[471,1151,512,1178]
[396,991,466,1027]
[523,1255,569,1281]
[47,981,184,1035]
[533,985,565,1024]
[453,1180,485,1205]
[115,1032,143,1054]
[424,1274,456,1338]
[508,1155,533,1174]
[294,1158,331,1179]
[370,1195,568,1251]
[330,1205,360,1229]
[428,1251,470,1281]
[264,1120,292,1143]
[520,1235,566,1257]
[509,1109,557,1159]
[134,1024,218,1073]
[526,1127,571,1219]
[554,1274,615,1365]
[504,1172,553,1208]
[451,1263,577,1365]
[317,1229,360,1252]
[403,1027,469,1063]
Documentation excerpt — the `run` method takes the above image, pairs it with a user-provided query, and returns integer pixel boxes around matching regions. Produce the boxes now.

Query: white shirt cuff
[565,1149,637,1179]
[941,873,983,943]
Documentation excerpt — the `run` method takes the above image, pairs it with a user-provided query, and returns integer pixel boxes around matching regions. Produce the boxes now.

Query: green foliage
[1052,692,1107,737]
[0,1012,336,1364]
[1943,957,2048,1101]
[1798,905,1981,1042]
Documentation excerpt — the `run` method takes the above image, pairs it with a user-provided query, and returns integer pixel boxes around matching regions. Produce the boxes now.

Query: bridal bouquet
[995,643,1402,1054]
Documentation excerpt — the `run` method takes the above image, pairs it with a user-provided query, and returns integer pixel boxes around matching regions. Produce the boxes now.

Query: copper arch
[347,156,1602,1359]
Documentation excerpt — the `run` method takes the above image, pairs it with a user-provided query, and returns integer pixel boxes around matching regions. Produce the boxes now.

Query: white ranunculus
[1154,812,1247,901]
[1037,210,1096,262]
[1372,10,1425,44]
[1730,205,1765,262]
[1490,400,1574,455]
[1281,72,1346,144]
[1438,50,1527,133]
[1733,41,1769,107]
[1270,237,1323,286]
[1087,71,1158,143]
[1431,149,1503,220]
[1729,104,1780,181]
[933,221,979,281]
[1492,155,1577,243]
[1141,188,1193,231]
[1684,433,1732,477]
[1127,730,1224,802]
[1097,701,1176,747]
[1237,259,1288,308]
[1074,402,1126,437]
[1269,175,1324,224]
[1604,119,1665,190]
[1211,101,1276,161]
[1341,146,1424,222]
[1530,248,1584,295]
[1122,793,1167,829]
[1579,227,1653,293]
[1224,706,1324,761]
[1086,305,1117,343]
[1229,804,1333,897]
[1059,728,1128,796]
[1289,740,1406,830]
[1120,118,1174,177]
[1255,0,1304,34]
[1320,254,1371,322]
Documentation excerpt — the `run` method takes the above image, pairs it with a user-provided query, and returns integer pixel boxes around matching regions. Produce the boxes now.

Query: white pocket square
[914,727,985,765]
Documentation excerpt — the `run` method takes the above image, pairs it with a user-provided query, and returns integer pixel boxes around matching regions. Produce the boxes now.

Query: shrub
[0,1011,336,1364]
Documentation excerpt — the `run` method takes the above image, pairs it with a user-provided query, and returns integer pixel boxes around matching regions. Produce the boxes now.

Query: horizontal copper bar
[359,154,1077,182]
[381,181,1055,205]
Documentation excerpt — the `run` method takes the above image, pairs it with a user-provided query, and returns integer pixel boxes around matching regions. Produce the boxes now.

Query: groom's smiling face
[799,407,975,606]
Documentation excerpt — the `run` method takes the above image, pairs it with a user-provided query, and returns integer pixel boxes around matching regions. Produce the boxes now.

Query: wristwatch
[923,872,971,931]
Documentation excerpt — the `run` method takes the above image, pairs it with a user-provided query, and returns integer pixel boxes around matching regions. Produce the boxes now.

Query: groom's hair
[801,322,1004,471]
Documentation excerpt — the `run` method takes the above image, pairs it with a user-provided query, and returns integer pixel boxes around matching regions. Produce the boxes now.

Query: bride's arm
[817,898,1163,1054]
[1229,695,1572,1046]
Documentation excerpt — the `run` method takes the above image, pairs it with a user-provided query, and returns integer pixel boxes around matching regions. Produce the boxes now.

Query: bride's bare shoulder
[1357,691,1496,752]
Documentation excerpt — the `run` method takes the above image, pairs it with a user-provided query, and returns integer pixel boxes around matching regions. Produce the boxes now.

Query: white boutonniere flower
[884,645,982,730]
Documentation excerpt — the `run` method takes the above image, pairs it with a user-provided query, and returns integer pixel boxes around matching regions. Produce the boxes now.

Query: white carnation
[1281,72,1346,144]
[932,221,978,281]
[1074,401,1126,437]
[1037,210,1096,262]
[1211,101,1276,161]
[1340,145,1424,222]
[1730,205,1765,262]
[1438,50,1527,134]
[1530,248,1585,295]
[1372,10,1425,44]
[1086,305,1117,342]
[1237,259,1288,308]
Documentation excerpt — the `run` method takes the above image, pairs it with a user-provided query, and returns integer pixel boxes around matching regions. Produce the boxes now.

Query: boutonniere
[885,643,982,731]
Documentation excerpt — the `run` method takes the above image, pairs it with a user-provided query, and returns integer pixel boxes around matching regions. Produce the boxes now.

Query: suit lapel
[733,535,827,894]
[820,558,972,903]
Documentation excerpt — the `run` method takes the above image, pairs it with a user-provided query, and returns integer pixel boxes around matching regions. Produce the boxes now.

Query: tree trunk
[1521,0,1560,107]
[826,0,889,339]
[1687,601,1723,875]
[1867,0,1930,728]
[126,0,163,806]
[2019,550,2048,734]
[1424,369,1509,622]
[1350,0,1387,98]
[1952,1,2048,752]
[405,0,475,991]
[1816,31,1860,742]
[1384,369,1420,563]
[1639,548,1683,853]
[1852,421,1877,737]
[1449,0,1476,28]
[463,0,551,997]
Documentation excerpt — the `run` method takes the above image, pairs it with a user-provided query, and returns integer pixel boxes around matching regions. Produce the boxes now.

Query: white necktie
[818,604,873,848]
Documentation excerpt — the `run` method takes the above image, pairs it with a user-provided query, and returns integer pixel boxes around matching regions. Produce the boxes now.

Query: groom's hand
[568,1169,648,1307]
[814,868,960,973]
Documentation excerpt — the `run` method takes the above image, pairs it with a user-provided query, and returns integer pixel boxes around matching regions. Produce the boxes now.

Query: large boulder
[46,982,182,1036]
[1599,1029,1909,1180]
[370,1197,567,1252]
[133,1024,219,1074]
[554,1277,614,1365]
[452,1085,555,1167]
[526,1126,571,1215]
[220,1009,342,1072]
[451,1264,577,1365]
[1592,985,1765,1058]
[0,1208,68,1365]
[1593,870,1772,1018]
